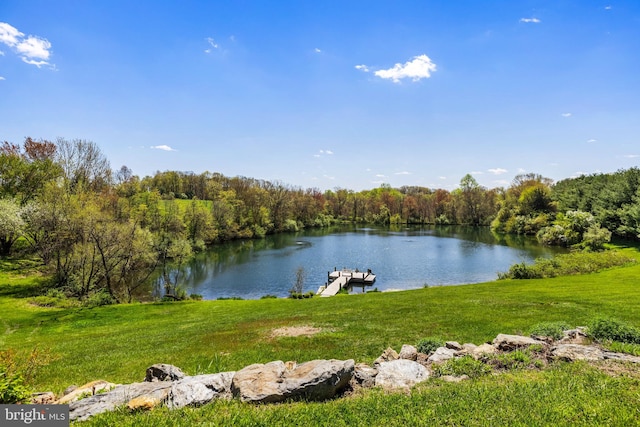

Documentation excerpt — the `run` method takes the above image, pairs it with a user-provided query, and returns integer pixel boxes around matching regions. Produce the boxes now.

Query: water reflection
[148,225,565,300]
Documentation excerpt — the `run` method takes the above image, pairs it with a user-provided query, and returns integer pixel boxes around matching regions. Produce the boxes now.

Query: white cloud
[0,50,4,56]
[0,22,53,68]
[520,18,541,23]
[204,37,218,53]
[313,154,321,158]
[623,154,640,158]
[325,150,333,155]
[314,48,322,53]
[488,168,508,175]
[0,76,5,81]
[373,54,437,83]
[151,145,177,152]
[375,174,386,178]
[587,139,597,143]
[605,5,612,10]
[394,171,410,175]
[438,176,447,180]
[355,64,370,72]
[561,112,572,117]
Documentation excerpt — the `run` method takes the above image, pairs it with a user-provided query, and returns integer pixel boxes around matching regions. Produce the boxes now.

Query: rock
[471,343,497,359]
[63,385,78,396]
[399,344,418,361]
[416,353,430,365]
[352,363,378,388]
[231,359,354,403]
[558,328,590,345]
[31,392,56,404]
[167,372,235,409]
[69,381,172,422]
[57,380,118,404]
[374,347,399,366]
[145,363,186,382]
[127,396,162,411]
[603,351,640,364]
[445,341,463,351]
[427,347,457,364]
[551,344,604,362]
[374,359,430,389]
[493,334,546,351]
[456,343,478,356]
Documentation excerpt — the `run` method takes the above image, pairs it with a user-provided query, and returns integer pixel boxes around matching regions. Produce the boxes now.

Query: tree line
[1,137,635,302]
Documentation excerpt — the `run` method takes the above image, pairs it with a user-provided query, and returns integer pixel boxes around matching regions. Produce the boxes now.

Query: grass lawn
[2,246,640,425]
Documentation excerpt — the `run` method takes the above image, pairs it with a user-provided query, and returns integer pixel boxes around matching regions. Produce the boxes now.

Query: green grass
[2,246,640,425]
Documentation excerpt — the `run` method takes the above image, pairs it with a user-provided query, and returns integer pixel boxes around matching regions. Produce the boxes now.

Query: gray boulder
[551,344,604,362]
[603,351,640,364]
[427,347,457,364]
[145,363,186,382]
[69,381,172,422]
[231,359,354,403]
[445,341,463,351]
[166,372,235,409]
[471,343,497,359]
[374,359,430,389]
[493,334,545,351]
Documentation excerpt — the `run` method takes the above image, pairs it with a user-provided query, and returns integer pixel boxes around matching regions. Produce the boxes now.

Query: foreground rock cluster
[35,329,640,422]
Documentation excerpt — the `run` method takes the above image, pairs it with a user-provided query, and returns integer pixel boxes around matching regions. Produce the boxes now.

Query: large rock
[352,363,378,388]
[471,343,497,359]
[57,380,118,404]
[69,381,172,422]
[231,359,354,403]
[167,372,235,409]
[603,351,640,364]
[399,344,418,361]
[374,359,430,389]
[427,347,457,364]
[145,363,186,382]
[558,328,590,345]
[551,344,604,362]
[493,334,545,351]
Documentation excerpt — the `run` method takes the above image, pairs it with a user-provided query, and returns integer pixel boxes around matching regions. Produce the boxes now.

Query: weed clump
[416,337,444,355]
[588,317,640,344]
[530,321,571,340]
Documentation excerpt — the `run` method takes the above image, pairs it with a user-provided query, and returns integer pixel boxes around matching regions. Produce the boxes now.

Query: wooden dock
[317,268,376,297]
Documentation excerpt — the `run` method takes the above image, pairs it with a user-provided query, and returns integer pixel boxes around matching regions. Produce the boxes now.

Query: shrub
[189,293,203,301]
[433,356,491,379]
[416,337,444,355]
[0,368,29,403]
[83,290,116,308]
[530,321,571,340]
[588,317,640,344]
[260,294,278,299]
[0,347,52,404]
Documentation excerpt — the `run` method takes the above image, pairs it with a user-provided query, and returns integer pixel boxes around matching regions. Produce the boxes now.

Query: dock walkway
[318,269,376,297]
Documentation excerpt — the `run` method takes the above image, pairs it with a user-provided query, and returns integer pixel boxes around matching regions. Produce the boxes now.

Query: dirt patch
[270,326,324,338]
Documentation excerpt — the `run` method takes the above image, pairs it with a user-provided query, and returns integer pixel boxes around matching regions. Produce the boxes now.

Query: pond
[152,225,564,300]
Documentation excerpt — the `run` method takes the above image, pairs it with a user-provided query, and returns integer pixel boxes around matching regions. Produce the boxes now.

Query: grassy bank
[2,246,640,425]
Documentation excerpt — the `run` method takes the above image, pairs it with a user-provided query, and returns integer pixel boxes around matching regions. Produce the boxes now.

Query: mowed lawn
[1,246,640,425]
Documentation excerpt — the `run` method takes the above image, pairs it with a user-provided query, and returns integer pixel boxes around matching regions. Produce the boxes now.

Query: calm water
[155,225,564,300]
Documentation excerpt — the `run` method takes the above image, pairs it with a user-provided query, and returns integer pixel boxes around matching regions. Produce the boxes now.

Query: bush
[83,290,116,308]
[416,337,444,355]
[530,321,571,340]
[0,347,52,404]
[260,294,278,299]
[498,251,634,279]
[588,317,640,344]
[433,356,491,379]
[189,293,203,301]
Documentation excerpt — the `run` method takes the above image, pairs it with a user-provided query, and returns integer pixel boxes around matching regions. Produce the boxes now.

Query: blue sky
[1,1,639,191]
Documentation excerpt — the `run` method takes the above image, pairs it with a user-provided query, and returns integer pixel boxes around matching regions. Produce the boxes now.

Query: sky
[1,1,639,191]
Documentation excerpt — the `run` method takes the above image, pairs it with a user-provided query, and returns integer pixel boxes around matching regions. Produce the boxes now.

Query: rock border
[37,328,640,422]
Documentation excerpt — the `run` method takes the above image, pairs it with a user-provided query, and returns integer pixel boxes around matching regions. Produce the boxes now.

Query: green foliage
[530,321,571,340]
[189,293,203,301]
[83,290,116,308]
[498,250,634,279]
[587,317,640,344]
[432,355,491,378]
[0,347,52,404]
[416,337,444,355]
[260,294,278,299]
